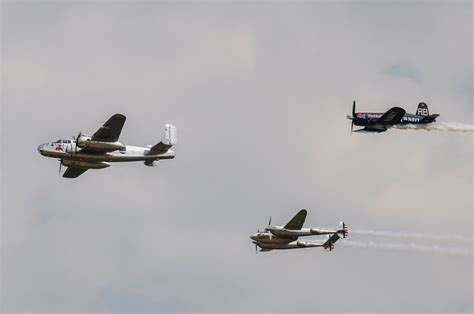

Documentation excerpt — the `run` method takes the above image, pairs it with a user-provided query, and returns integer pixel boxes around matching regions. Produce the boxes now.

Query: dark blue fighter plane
[347,101,439,133]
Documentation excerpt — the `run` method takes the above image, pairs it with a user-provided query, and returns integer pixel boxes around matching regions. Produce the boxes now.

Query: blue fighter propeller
[351,100,356,134]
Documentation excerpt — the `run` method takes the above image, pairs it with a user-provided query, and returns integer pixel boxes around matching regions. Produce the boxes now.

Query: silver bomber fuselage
[37,142,175,162]
[266,226,339,237]
[250,232,326,250]
[253,240,325,250]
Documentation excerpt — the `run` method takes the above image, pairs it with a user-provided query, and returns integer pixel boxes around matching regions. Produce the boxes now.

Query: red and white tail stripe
[324,243,335,252]
[338,222,349,238]
[343,222,349,238]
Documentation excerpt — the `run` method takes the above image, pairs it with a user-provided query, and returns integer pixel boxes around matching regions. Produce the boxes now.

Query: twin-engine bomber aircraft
[38,114,177,178]
[347,101,439,133]
[250,209,348,253]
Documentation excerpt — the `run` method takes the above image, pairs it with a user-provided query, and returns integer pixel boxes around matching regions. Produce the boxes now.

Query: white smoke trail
[341,240,472,257]
[393,122,474,132]
[351,229,474,244]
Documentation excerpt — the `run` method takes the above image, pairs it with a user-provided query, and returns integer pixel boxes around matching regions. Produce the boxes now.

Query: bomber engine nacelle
[310,228,322,235]
[76,135,125,152]
[61,160,110,169]
[76,134,92,147]
[296,241,309,248]
[144,160,157,167]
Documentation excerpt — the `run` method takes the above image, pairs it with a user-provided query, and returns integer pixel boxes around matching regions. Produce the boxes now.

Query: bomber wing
[284,209,307,230]
[91,114,126,142]
[63,167,88,178]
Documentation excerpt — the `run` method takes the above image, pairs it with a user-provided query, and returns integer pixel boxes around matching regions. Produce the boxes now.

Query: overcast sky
[1,1,472,312]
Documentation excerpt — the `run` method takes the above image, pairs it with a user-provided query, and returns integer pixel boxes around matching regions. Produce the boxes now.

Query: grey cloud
[2,1,472,312]
[383,64,422,83]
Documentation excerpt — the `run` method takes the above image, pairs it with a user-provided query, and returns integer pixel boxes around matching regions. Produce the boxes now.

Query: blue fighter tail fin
[416,102,429,116]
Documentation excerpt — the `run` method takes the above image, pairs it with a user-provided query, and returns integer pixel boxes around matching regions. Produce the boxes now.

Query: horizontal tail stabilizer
[421,114,439,123]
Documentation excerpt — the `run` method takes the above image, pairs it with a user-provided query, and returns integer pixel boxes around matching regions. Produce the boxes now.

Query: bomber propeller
[264,216,272,232]
[74,131,82,153]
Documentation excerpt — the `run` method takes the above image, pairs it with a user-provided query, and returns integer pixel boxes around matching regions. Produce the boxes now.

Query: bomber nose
[250,234,257,241]
[37,144,45,154]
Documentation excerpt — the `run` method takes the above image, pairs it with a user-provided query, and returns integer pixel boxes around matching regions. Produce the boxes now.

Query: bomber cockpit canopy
[54,139,72,143]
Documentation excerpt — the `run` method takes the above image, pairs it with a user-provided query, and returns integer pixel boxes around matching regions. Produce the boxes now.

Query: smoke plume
[393,122,474,132]
[341,240,472,257]
[351,229,474,244]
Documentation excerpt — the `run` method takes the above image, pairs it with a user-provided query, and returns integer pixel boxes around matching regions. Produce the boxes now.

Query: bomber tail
[161,124,178,147]
[146,124,177,154]
[323,233,341,252]
[144,124,177,166]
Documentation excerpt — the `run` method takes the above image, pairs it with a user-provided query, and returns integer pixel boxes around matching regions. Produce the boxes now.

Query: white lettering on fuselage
[362,114,420,123]
[367,114,381,119]
[402,116,420,123]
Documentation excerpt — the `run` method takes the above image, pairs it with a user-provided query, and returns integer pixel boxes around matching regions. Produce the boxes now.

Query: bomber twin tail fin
[337,221,349,238]
[323,233,341,251]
